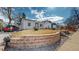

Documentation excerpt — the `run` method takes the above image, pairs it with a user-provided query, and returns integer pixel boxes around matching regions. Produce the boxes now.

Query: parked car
[3,25,19,32]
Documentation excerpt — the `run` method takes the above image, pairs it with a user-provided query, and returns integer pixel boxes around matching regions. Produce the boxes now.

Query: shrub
[34,27,38,31]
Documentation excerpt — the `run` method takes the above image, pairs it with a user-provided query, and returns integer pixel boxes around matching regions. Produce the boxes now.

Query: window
[28,23,31,26]
[40,24,42,27]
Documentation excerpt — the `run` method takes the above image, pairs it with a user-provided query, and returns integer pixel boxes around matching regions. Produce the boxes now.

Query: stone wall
[9,32,60,49]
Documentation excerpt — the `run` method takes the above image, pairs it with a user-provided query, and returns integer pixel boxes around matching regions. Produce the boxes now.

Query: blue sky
[0,7,71,23]
[13,7,71,19]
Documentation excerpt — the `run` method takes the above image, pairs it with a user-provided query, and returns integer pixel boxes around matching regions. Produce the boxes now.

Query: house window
[40,24,42,27]
[28,23,31,26]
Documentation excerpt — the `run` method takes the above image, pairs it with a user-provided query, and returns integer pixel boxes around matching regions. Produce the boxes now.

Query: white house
[43,20,52,29]
[18,19,55,30]
[20,19,35,30]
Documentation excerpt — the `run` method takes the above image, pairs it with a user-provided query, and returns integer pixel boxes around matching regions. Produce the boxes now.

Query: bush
[34,27,38,31]
[52,28,56,30]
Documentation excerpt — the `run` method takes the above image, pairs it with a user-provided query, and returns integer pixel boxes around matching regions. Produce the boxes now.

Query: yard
[11,29,60,37]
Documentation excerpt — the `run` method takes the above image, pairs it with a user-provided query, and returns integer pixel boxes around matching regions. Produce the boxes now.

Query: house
[15,18,58,30]
[34,20,52,29]
[51,23,58,29]
[42,20,52,29]
[20,19,36,30]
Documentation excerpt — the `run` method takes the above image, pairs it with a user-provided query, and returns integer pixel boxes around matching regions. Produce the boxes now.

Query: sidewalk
[58,30,79,51]
[0,32,10,51]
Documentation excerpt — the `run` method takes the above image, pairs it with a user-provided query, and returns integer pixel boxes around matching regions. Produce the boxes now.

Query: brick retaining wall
[9,32,60,49]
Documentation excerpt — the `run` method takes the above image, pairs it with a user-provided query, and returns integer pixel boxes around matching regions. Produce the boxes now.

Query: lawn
[11,29,60,37]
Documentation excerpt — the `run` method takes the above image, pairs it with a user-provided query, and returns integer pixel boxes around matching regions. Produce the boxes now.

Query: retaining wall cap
[12,32,60,37]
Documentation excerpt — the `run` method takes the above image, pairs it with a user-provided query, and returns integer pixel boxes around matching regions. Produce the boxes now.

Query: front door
[35,23,39,29]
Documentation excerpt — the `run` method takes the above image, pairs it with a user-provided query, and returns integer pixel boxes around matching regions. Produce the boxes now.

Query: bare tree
[0,7,27,26]
[0,7,12,24]
[65,7,79,31]
[71,7,79,25]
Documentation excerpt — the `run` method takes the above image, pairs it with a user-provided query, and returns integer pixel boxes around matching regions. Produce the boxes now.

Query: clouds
[29,7,57,20]
[29,7,64,22]
[29,7,46,19]
[35,10,46,19]
[35,16,64,22]
[12,8,16,11]
[48,16,64,22]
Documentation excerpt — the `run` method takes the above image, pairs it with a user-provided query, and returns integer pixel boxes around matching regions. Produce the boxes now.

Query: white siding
[38,22,44,29]
[43,22,51,29]
[20,19,52,30]
[21,20,35,29]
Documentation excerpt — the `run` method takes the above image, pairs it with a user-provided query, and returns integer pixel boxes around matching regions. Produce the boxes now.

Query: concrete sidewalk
[0,32,10,51]
[58,30,79,51]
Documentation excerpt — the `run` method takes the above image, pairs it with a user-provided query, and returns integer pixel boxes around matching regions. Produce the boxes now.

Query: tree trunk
[8,15,12,24]
[7,7,12,24]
